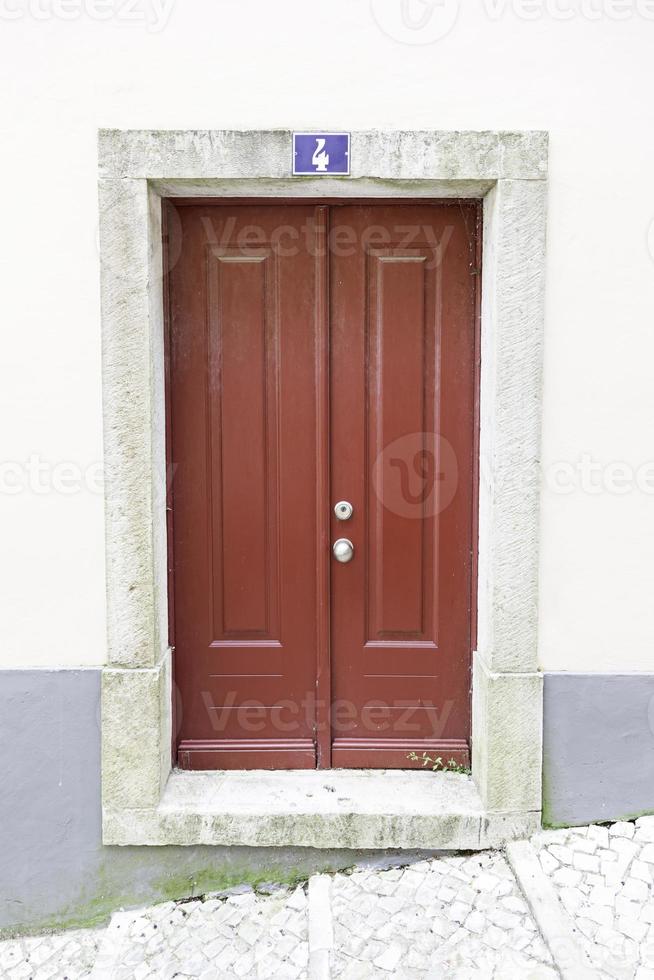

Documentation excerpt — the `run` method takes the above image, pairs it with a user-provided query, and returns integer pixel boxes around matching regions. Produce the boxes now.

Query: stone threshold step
[104,769,540,849]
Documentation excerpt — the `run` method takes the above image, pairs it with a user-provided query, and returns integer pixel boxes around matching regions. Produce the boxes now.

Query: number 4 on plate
[292,133,350,175]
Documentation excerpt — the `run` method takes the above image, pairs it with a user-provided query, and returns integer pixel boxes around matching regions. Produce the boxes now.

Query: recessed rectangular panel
[208,251,279,640]
[367,254,428,641]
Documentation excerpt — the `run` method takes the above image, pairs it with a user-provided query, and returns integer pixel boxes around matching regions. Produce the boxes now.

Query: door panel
[168,204,323,769]
[167,200,478,770]
[330,204,477,768]
[366,249,437,646]
[209,250,280,640]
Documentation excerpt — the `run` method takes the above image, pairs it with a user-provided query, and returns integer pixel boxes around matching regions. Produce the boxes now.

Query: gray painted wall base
[0,670,433,935]
[3,668,654,932]
[543,672,654,827]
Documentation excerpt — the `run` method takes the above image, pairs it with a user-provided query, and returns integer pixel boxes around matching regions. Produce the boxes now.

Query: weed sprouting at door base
[407,752,471,775]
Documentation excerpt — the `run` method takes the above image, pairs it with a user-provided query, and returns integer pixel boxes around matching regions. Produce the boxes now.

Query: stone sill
[103,769,541,849]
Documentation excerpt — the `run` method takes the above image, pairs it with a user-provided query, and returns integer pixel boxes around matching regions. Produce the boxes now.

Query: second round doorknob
[332,538,354,563]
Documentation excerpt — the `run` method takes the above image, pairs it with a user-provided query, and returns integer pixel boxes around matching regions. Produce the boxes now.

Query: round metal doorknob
[332,538,354,563]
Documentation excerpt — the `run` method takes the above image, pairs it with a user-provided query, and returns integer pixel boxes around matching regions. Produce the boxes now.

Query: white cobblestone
[539,848,560,874]
[633,861,654,884]
[330,852,554,977]
[612,822,637,840]
[574,851,601,874]
[532,819,654,979]
[3,816,654,979]
[549,843,574,865]
[589,826,612,849]
[553,865,584,887]
[0,929,102,980]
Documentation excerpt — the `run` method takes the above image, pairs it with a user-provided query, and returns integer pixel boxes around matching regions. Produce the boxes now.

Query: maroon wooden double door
[166,201,479,770]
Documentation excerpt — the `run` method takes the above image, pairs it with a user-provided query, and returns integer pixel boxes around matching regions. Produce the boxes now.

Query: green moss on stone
[153,865,307,902]
[0,857,330,939]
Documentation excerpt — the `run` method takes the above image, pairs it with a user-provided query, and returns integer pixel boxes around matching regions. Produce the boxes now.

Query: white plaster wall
[0,1,652,671]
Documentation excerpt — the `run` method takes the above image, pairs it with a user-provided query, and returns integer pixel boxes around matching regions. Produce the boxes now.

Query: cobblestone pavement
[531,816,654,980]
[2,817,654,978]
[91,884,309,980]
[0,927,103,980]
[330,853,555,978]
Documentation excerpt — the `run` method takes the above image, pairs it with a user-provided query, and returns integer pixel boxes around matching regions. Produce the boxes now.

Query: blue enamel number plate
[292,133,350,176]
